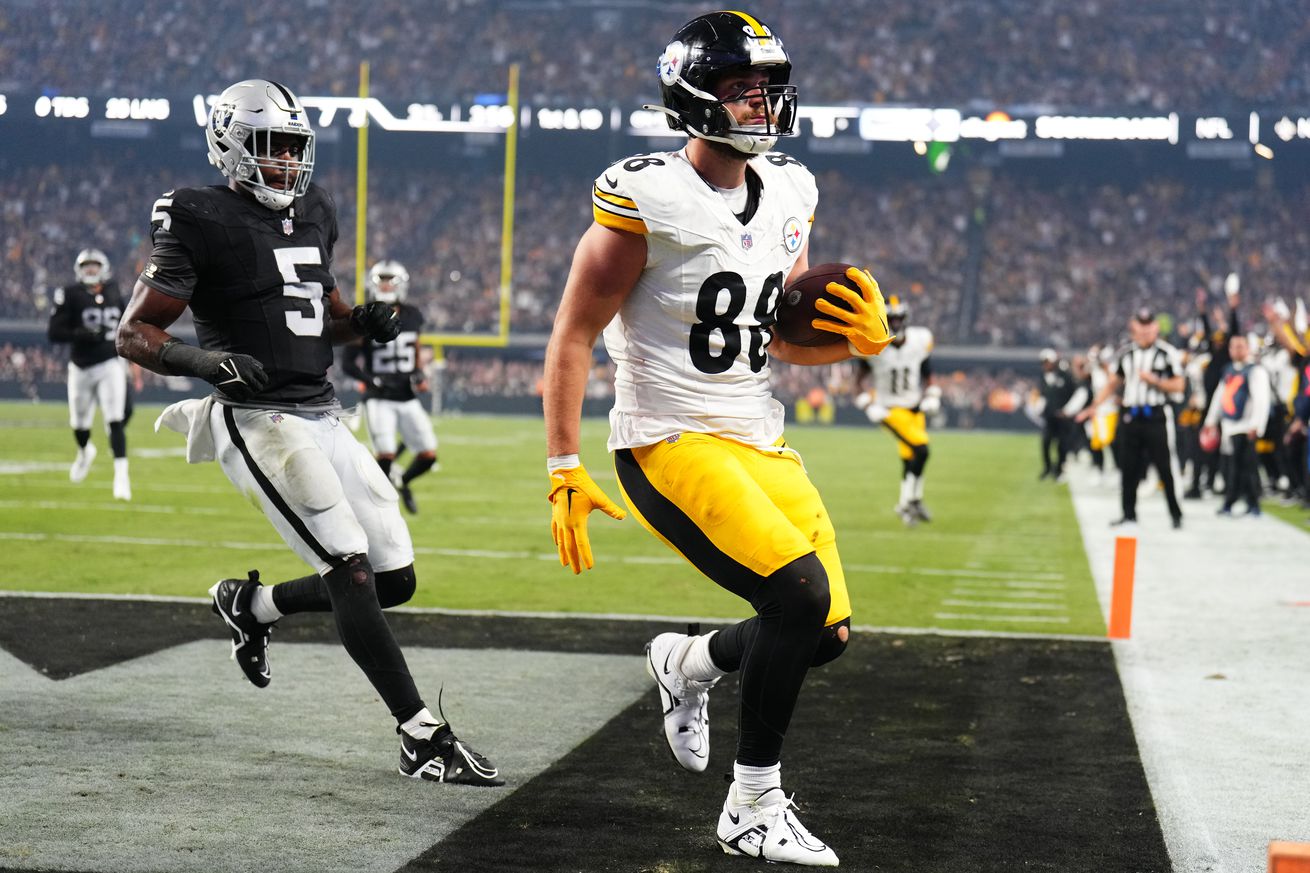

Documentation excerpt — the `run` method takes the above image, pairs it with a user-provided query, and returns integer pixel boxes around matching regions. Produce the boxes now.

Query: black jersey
[47,281,126,368]
[342,304,425,401]
[140,184,339,407]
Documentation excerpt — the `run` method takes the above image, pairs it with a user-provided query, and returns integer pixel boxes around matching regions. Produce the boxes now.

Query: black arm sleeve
[47,297,75,343]
[919,356,932,383]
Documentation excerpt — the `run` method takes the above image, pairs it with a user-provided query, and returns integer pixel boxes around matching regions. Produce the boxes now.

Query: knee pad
[323,554,376,601]
[375,565,416,608]
[811,618,851,667]
[752,553,830,630]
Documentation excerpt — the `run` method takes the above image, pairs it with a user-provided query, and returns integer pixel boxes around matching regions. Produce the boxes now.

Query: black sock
[108,421,127,458]
[402,454,436,485]
[321,555,424,721]
[74,429,91,449]
[715,554,829,767]
[377,456,393,477]
[271,573,332,614]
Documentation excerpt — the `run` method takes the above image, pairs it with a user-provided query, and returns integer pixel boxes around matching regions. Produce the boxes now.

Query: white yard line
[1068,464,1310,873]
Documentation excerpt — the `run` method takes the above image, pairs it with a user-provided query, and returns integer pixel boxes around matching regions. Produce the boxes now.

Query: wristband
[547,454,580,475]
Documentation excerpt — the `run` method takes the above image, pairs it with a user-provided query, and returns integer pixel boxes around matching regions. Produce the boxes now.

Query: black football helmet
[653,11,797,155]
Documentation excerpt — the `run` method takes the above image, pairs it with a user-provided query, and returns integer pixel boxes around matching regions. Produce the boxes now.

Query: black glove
[160,340,270,402]
[351,302,401,343]
[73,325,105,342]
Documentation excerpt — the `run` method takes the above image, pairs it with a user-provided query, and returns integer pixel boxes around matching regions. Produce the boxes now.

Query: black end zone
[400,634,1169,873]
[0,599,1169,872]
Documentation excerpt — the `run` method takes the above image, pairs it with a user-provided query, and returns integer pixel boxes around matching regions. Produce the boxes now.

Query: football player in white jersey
[852,296,939,525]
[543,11,892,867]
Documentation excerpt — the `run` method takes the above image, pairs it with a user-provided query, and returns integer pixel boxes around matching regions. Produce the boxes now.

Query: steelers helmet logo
[658,41,686,86]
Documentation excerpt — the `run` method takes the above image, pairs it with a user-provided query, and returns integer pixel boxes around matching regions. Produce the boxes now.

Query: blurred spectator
[2,0,1305,110]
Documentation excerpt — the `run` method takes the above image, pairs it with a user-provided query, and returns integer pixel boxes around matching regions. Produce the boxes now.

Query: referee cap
[1039,348,1059,363]
[1133,306,1156,324]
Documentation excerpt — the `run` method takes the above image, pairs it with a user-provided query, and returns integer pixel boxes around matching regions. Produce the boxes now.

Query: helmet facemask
[652,12,798,156]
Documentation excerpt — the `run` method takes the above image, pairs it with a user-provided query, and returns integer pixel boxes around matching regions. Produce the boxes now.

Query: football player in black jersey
[117,79,501,787]
[47,248,133,500]
[341,260,439,514]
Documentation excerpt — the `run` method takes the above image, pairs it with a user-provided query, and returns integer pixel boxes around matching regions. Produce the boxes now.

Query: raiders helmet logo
[210,104,235,139]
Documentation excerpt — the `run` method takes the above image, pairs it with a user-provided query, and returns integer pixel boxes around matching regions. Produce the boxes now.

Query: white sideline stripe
[939,599,1068,611]
[0,461,69,474]
[0,589,1104,642]
[934,612,1072,624]
[949,588,1066,600]
[0,530,1065,582]
[0,500,226,516]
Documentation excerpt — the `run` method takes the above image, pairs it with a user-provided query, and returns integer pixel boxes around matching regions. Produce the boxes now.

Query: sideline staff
[1080,307,1185,528]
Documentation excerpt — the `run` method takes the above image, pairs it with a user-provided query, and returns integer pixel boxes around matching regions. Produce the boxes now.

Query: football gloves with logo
[351,301,402,343]
[159,340,269,401]
[547,464,627,574]
[812,266,895,356]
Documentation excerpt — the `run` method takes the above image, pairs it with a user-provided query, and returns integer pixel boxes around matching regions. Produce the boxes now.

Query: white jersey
[593,149,817,450]
[861,325,933,408]
[1091,364,1120,415]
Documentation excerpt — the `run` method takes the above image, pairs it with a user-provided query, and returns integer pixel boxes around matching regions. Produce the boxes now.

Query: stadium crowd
[3,0,1305,110]
[6,158,1308,353]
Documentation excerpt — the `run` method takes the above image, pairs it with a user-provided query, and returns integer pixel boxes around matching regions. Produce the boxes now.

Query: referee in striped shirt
[1080,307,1186,528]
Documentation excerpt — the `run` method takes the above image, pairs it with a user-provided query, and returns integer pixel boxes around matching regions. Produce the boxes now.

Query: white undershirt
[711,181,748,213]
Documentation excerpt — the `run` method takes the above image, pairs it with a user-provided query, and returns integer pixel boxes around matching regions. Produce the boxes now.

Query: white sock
[899,474,916,506]
[733,762,782,802]
[400,707,442,739]
[250,585,282,624]
[913,473,925,501]
[680,631,727,683]
[114,457,129,475]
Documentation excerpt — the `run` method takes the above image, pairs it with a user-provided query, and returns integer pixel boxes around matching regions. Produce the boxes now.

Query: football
[772,262,861,346]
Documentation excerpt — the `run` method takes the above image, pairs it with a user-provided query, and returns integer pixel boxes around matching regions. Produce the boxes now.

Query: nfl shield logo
[741,231,753,251]
[282,218,294,235]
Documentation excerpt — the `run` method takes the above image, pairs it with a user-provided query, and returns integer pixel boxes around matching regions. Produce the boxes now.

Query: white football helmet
[74,248,111,286]
[367,260,410,303]
[205,79,315,210]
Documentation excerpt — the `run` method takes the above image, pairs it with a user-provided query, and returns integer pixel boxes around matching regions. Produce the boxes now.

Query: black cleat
[209,570,274,688]
[398,722,504,786]
[398,482,418,514]
[909,499,932,523]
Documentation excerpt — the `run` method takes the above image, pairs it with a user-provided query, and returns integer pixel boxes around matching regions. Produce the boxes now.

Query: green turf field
[0,401,1105,635]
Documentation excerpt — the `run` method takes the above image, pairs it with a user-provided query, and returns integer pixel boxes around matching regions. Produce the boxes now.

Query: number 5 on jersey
[274,247,325,337]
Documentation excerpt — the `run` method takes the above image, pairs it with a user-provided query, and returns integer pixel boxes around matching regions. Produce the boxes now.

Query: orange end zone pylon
[1270,841,1310,873]
[1108,535,1136,639]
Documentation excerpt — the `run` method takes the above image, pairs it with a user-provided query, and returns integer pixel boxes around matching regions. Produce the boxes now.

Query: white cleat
[645,632,717,772]
[69,443,97,483]
[717,784,839,867]
[112,471,132,501]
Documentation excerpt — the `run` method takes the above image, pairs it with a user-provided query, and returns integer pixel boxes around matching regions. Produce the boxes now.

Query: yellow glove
[812,266,895,356]
[547,464,627,574]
